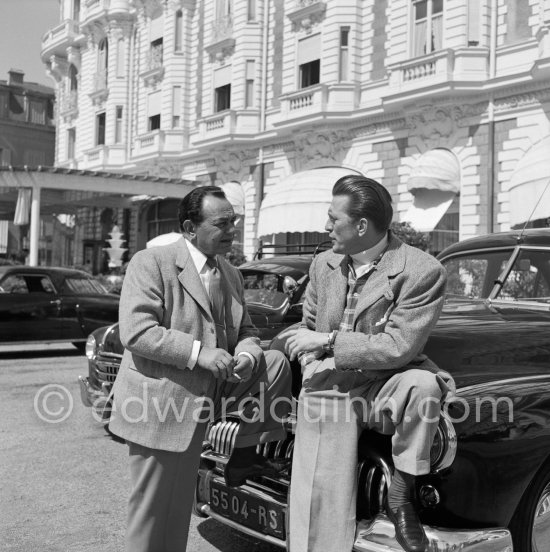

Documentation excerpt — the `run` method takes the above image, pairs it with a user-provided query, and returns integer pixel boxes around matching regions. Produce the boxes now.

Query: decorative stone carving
[293,130,350,171]
[352,118,407,138]
[287,1,326,33]
[212,149,257,183]
[406,106,458,148]
[133,0,163,18]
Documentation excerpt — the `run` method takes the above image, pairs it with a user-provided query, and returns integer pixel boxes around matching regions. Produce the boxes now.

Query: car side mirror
[283,276,298,297]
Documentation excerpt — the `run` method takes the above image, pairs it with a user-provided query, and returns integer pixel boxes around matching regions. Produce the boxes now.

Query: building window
[300,60,320,88]
[28,100,46,125]
[297,33,321,89]
[148,114,161,131]
[247,0,256,21]
[146,199,180,240]
[339,27,350,81]
[0,148,11,166]
[174,10,183,52]
[147,91,161,131]
[98,38,109,75]
[68,64,78,91]
[73,0,80,21]
[115,106,123,143]
[215,84,231,112]
[216,0,232,20]
[412,0,443,56]
[149,38,164,70]
[172,86,181,128]
[116,38,125,77]
[67,128,76,159]
[96,112,106,146]
[245,60,255,108]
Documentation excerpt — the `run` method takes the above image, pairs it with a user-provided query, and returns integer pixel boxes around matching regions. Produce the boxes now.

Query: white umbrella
[146,232,182,249]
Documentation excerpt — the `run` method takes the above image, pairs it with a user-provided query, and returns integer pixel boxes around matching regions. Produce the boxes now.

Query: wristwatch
[323,330,338,353]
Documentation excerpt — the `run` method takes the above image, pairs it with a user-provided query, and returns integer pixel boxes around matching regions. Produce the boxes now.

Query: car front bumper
[78,375,111,414]
[196,459,513,552]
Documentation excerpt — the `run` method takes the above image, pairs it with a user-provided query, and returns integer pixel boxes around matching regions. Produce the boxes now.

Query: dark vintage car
[0,265,119,350]
[81,229,550,551]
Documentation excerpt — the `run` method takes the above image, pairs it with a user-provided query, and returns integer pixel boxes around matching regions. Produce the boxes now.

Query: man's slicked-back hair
[332,175,393,232]
[178,185,227,231]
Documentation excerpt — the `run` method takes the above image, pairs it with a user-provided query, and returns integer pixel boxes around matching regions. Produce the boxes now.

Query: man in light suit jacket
[282,175,454,552]
[109,186,292,552]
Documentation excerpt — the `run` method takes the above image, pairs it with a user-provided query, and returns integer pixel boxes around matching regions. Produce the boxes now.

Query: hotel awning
[221,181,245,216]
[257,167,360,236]
[509,136,550,227]
[0,166,197,266]
[404,149,460,232]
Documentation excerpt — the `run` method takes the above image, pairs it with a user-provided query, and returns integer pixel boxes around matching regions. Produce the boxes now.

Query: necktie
[206,257,228,351]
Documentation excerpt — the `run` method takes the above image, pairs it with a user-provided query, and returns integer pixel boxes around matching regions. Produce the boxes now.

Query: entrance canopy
[0,166,197,265]
[509,136,550,227]
[257,167,360,236]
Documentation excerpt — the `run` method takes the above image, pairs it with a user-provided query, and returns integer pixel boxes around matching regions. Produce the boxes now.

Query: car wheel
[509,462,550,551]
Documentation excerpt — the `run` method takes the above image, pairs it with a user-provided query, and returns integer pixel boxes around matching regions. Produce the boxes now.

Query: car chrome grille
[95,357,120,383]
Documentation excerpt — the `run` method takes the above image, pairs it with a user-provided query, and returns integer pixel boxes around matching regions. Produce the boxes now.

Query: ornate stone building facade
[42,0,550,260]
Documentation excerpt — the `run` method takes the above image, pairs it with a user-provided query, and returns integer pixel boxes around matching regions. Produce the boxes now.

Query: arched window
[68,64,78,91]
[174,10,183,52]
[98,38,109,79]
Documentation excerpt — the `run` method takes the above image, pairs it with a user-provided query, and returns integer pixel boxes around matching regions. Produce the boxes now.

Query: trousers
[125,349,292,552]
[288,362,451,552]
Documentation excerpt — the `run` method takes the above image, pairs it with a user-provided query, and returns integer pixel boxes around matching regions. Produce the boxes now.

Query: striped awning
[404,149,460,232]
[257,167,361,236]
[509,136,550,227]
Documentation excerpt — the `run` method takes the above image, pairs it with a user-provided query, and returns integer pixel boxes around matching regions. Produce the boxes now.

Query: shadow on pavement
[0,348,82,360]
[197,518,280,552]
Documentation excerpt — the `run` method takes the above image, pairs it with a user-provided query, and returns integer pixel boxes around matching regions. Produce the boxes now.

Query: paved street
[0,345,280,552]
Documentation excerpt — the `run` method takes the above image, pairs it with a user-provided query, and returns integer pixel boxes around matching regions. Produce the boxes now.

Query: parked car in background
[80,229,550,550]
[0,266,119,350]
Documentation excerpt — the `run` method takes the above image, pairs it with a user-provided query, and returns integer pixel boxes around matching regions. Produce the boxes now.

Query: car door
[0,273,62,342]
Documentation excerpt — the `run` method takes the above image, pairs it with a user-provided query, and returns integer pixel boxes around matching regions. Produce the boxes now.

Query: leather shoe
[385,498,429,552]
[224,454,289,487]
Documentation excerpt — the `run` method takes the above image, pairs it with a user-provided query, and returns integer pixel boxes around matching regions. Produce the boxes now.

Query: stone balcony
[133,130,187,158]
[383,48,489,106]
[82,145,126,169]
[206,15,235,62]
[59,90,79,122]
[41,20,81,59]
[271,84,328,127]
[140,45,164,86]
[89,71,109,106]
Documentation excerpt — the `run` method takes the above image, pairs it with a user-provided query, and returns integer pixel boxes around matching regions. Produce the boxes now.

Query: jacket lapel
[175,239,211,316]
[353,235,406,324]
[325,253,349,330]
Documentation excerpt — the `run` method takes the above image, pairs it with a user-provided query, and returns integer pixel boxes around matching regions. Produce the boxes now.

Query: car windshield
[62,277,108,295]
[241,272,288,309]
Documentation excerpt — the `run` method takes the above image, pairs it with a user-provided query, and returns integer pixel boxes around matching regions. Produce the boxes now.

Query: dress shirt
[349,233,389,279]
[185,239,255,371]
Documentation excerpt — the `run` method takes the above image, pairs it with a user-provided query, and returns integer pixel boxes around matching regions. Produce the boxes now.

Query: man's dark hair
[332,175,393,232]
[178,185,227,230]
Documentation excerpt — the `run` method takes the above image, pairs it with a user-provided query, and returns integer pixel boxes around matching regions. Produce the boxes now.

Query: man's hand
[228,354,254,383]
[279,327,328,361]
[197,347,236,380]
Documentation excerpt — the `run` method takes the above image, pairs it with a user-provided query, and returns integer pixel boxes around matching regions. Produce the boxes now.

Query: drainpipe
[255,0,270,253]
[487,0,497,233]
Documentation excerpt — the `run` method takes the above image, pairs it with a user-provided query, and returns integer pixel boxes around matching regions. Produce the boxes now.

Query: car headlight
[85,334,97,360]
[430,410,457,472]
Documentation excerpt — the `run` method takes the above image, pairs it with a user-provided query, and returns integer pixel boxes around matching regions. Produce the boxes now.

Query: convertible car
[0,265,119,350]
[81,228,550,551]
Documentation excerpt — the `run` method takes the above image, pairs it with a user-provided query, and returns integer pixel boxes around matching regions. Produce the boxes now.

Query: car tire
[509,461,550,551]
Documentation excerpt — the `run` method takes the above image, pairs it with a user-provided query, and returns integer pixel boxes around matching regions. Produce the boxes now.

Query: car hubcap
[532,482,550,551]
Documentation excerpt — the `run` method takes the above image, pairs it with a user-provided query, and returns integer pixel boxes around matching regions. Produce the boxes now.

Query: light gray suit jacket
[109,237,262,452]
[303,233,447,380]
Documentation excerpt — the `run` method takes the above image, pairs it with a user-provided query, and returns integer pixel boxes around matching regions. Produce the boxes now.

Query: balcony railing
[41,20,81,58]
[211,15,233,42]
[141,44,164,86]
[275,84,328,125]
[60,90,79,118]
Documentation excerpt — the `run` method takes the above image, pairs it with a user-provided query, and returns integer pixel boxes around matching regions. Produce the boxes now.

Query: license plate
[210,480,285,539]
